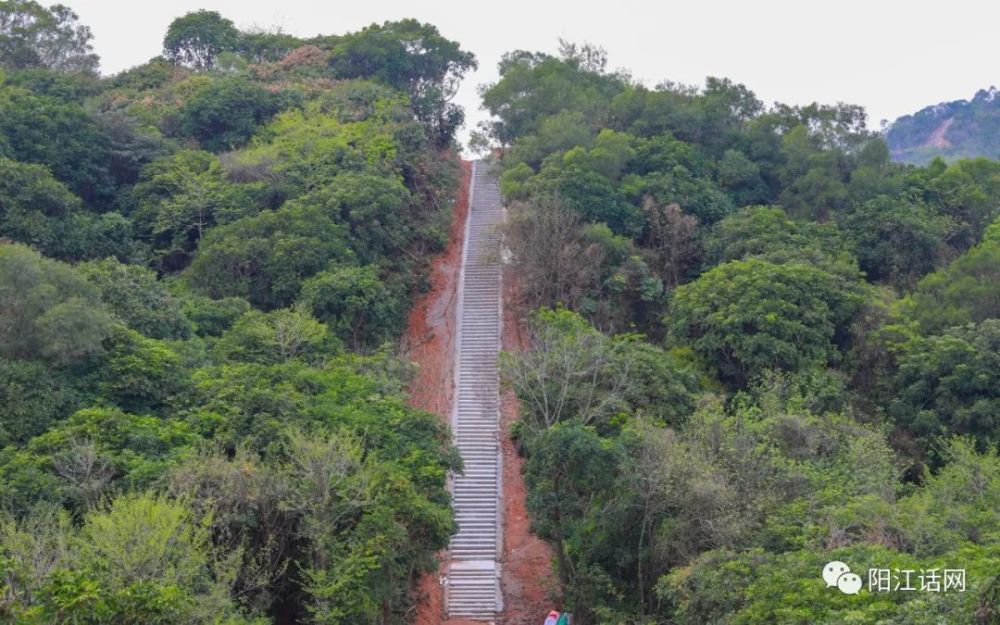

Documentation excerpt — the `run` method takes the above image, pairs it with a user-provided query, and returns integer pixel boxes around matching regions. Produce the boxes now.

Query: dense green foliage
[1,11,473,625]
[489,41,1000,624]
[328,19,477,147]
[176,76,294,151]
[0,0,98,72]
[6,9,1000,623]
[162,10,240,70]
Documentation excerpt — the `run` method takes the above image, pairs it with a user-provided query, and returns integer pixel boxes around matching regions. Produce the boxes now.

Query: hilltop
[887,86,1000,164]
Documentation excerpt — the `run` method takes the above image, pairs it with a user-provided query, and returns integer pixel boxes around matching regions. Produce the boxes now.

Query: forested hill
[887,86,1000,164]
[0,5,474,624]
[484,42,1000,624]
[6,4,1000,624]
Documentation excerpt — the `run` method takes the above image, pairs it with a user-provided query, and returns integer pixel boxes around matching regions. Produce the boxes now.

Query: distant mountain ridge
[886,86,1000,164]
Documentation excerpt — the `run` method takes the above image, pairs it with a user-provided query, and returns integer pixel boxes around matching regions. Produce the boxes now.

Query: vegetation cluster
[0,3,474,623]
[485,41,1000,624]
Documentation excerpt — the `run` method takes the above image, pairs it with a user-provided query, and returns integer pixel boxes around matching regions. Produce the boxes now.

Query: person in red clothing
[543,610,560,625]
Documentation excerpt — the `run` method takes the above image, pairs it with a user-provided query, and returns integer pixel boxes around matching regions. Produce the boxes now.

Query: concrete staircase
[446,160,504,620]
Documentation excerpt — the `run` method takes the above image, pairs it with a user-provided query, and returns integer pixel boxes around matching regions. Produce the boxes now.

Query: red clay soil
[499,272,558,625]
[404,159,471,420]
[405,158,556,625]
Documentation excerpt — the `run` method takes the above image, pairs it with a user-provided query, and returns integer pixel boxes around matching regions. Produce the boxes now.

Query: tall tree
[639,197,699,287]
[177,76,292,152]
[163,9,239,70]
[0,0,98,72]
[671,259,864,384]
[329,19,477,146]
[0,243,114,365]
[131,150,262,271]
[891,320,1000,452]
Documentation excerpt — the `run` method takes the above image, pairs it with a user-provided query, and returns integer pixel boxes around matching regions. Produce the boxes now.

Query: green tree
[0,359,78,446]
[299,264,402,349]
[0,0,98,72]
[925,158,1000,247]
[836,195,955,289]
[890,320,1000,452]
[0,156,80,251]
[703,205,847,268]
[3,65,100,99]
[718,148,767,206]
[0,408,198,514]
[671,259,864,384]
[79,258,192,339]
[902,223,1000,334]
[776,124,850,221]
[479,43,626,145]
[131,150,263,271]
[95,328,192,415]
[233,102,410,198]
[163,10,239,70]
[185,203,354,310]
[178,76,292,152]
[553,166,643,235]
[0,157,135,260]
[236,29,303,62]
[0,85,114,205]
[213,307,336,365]
[58,211,135,261]
[507,110,594,168]
[180,295,251,337]
[329,19,477,146]
[0,495,259,624]
[0,243,114,364]
[500,309,697,430]
[622,135,735,225]
[290,172,412,263]
[522,423,619,611]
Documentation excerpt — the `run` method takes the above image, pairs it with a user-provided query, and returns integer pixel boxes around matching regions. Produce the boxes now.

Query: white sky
[63,0,999,148]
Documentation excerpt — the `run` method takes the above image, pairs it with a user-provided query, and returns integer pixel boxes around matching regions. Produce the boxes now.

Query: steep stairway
[446,160,504,620]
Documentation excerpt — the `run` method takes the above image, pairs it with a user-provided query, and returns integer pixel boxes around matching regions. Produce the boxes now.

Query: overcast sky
[63,0,998,147]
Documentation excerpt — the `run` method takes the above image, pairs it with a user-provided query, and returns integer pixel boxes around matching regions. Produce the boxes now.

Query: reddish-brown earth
[404,159,471,421]
[499,271,558,625]
[406,159,556,625]
[926,117,955,148]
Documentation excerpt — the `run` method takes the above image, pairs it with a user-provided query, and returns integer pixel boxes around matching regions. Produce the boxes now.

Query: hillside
[5,5,1000,625]
[482,43,1000,624]
[0,5,475,624]
[887,86,1000,164]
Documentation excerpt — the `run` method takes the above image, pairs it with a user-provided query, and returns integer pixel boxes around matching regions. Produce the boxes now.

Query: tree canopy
[0,0,98,72]
[486,38,1000,625]
[328,19,477,146]
[0,12,468,624]
[162,10,239,70]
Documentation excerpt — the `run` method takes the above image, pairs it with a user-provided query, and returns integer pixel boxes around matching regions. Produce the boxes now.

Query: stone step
[449,160,504,620]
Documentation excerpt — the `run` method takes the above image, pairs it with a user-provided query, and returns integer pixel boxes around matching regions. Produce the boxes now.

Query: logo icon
[823,561,861,595]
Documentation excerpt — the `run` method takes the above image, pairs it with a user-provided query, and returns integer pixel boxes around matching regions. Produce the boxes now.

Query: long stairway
[447,160,503,620]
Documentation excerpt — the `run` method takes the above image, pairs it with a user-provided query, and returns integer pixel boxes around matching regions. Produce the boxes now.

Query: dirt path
[405,158,555,625]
